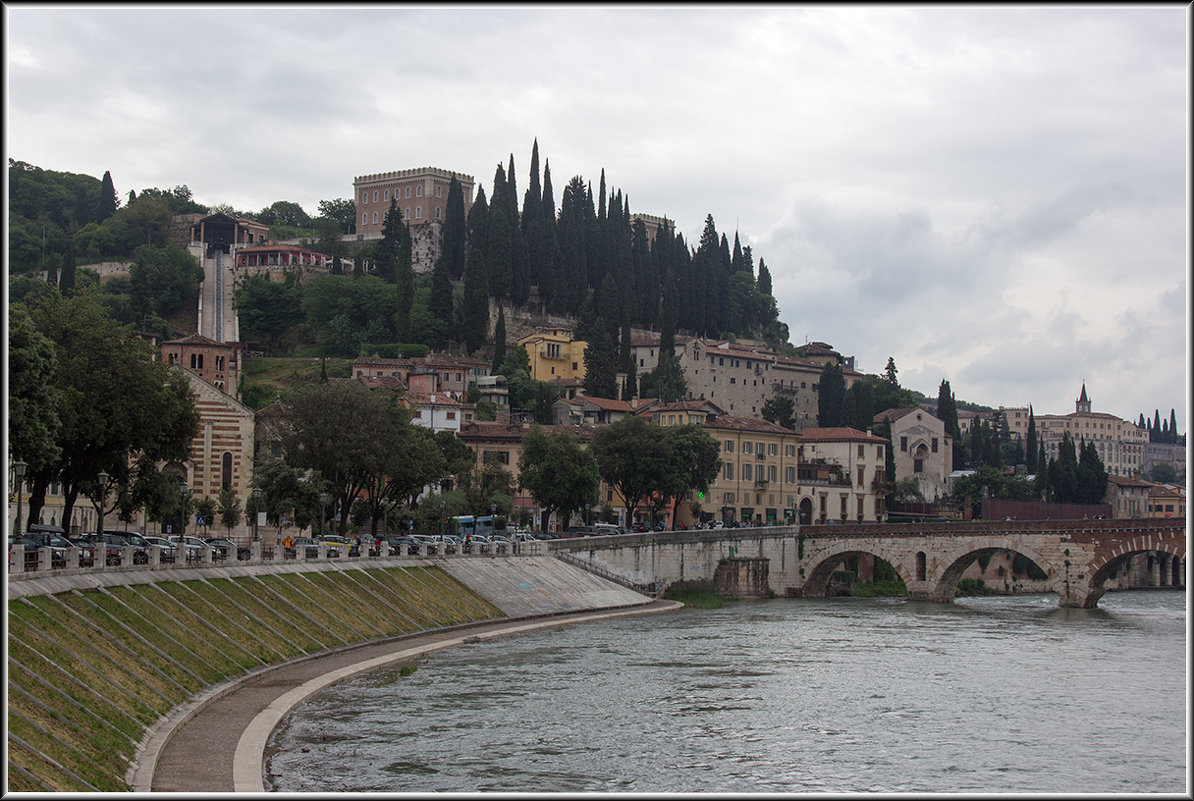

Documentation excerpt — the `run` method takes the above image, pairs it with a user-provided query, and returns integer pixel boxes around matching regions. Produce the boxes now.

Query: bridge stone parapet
[549,518,1186,608]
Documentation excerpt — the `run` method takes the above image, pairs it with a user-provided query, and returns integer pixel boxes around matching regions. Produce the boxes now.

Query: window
[436,185,443,198]
[483,451,510,464]
[742,463,753,481]
[190,353,203,369]
[786,466,796,483]
[769,443,778,456]
[412,410,423,418]
[931,438,938,452]
[724,462,734,481]
[914,458,924,473]
[900,436,908,451]
[384,189,389,201]
[725,440,734,453]
[786,444,795,457]
[743,441,753,454]
[724,492,735,504]
[416,185,423,197]
[405,187,411,198]
[363,213,368,226]
[446,411,456,420]
[221,452,233,489]
[361,192,368,203]
[857,468,864,487]
[768,465,777,482]
[373,191,379,202]
[435,207,441,219]
[415,206,422,219]
[405,208,411,219]
[216,355,225,371]
[858,444,865,458]
[372,212,378,224]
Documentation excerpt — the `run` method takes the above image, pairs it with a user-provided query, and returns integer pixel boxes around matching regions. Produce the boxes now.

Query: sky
[5,5,1189,432]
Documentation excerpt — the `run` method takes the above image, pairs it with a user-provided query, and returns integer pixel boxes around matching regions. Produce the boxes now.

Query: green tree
[660,425,722,524]
[1076,439,1108,505]
[761,395,796,430]
[17,292,200,532]
[318,198,357,234]
[129,244,203,318]
[1025,406,1038,473]
[218,486,242,537]
[518,428,601,531]
[257,200,312,228]
[7,303,63,472]
[429,255,454,348]
[492,306,507,372]
[273,380,404,538]
[99,170,118,220]
[817,362,846,427]
[591,415,670,525]
[235,272,305,354]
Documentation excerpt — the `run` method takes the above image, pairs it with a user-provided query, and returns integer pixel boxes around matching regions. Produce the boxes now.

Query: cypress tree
[331,254,343,275]
[442,176,467,280]
[757,258,772,296]
[1153,410,1162,442]
[430,256,454,348]
[817,362,846,428]
[884,357,899,387]
[461,246,488,354]
[492,306,507,372]
[100,170,118,220]
[59,248,76,294]
[1169,409,1178,444]
[45,253,59,287]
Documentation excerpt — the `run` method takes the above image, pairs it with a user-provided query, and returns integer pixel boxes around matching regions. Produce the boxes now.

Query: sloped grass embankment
[6,565,503,791]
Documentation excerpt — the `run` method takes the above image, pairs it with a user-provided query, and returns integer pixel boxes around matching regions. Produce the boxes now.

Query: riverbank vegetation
[5,566,502,792]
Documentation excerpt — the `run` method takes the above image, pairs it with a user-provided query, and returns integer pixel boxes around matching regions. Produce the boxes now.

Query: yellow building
[517,327,587,382]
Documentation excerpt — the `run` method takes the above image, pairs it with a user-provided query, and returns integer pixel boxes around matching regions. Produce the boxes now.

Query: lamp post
[318,492,329,540]
[96,471,108,552]
[12,460,27,538]
[253,487,263,542]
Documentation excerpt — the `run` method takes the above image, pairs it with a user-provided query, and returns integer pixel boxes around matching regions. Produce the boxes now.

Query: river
[265,589,1186,794]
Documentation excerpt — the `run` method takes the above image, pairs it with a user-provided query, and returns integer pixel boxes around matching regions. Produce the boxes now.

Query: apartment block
[517,327,587,383]
[1033,384,1148,477]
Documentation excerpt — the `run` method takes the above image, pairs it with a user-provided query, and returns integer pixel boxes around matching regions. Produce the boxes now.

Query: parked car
[9,534,42,569]
[142,535,178,563]
[411,534,440,554]
[317,534,352,557]
[169,535,214,561]
[202,541,249,561]
[286,537,320,559]
[386,536,420,555]
[75,532,147,566]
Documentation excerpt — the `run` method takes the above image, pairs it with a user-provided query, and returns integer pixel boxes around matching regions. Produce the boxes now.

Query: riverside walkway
[139,599,680,792]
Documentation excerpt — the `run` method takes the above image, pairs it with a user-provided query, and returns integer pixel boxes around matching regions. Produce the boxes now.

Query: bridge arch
[1083,537,1187,608]
[801,542,913,598]
[932,541,1059,603]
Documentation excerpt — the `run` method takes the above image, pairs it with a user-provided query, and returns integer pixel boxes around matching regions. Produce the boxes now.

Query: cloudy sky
[6,5,1188,430]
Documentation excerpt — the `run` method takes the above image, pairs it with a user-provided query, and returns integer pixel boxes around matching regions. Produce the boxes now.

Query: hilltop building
[517,327,588,383]
[353,167,475,273]
[1032,384,1148,477]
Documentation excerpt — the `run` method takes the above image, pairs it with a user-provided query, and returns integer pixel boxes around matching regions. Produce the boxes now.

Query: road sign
[195,515,206,526]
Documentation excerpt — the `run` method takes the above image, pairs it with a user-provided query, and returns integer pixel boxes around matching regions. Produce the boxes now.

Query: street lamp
[96,471,108,550]
[11,460,27,538]
[318,492,329,539]
[254,487,263,542]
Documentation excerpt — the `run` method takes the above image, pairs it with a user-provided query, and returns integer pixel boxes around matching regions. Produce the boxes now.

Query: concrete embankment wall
[5,557,651,792]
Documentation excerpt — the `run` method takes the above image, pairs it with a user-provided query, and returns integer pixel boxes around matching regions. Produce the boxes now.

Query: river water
[266,590,1187,794]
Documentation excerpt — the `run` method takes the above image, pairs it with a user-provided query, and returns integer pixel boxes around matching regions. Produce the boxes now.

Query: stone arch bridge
[547,518,1186,608]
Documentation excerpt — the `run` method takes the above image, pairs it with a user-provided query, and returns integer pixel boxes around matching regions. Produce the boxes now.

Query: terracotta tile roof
[458,421,597,442]
[163,333,227,347]
[799,426,889,443]
[703,415,793,434]
[402,391,460,406]
[1106,475,1154,488]
[331,375,406,391]
[873,407,918,424]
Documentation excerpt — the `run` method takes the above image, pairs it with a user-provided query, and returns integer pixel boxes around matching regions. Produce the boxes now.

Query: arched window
[415,206,422,219]
[222,452,233,489]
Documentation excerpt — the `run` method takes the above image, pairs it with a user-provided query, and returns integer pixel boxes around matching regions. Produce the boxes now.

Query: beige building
[1148,483,1186,518]
[796,427,888,524]
[1104,474,1153,519]
[702,415,802,526]
[874,407,953,501]
[353,167,475,273]
[517,327,587,383]
[1034,384,1148,477]
[629,333,857,426]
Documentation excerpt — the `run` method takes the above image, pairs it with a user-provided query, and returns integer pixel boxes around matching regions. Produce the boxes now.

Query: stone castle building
[353,167,476,274]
